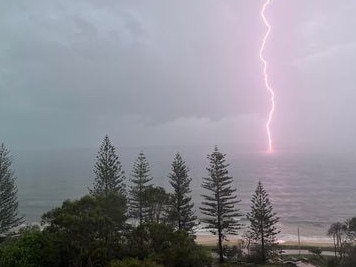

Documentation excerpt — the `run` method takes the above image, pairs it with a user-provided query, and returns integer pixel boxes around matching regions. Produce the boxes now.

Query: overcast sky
[1,0,356,152]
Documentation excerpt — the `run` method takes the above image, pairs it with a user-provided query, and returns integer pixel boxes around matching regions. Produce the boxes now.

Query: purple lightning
[259,0,275,153]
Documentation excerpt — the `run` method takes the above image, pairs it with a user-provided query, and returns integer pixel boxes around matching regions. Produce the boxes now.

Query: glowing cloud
[259,0,275,153]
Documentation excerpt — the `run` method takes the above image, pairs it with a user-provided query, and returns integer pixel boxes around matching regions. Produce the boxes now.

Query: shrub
[124,223,212,267]
[109,258,164,267]
[0,228,43,267]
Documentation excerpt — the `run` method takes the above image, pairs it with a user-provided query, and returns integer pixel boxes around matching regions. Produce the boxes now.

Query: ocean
[13,145,356,242]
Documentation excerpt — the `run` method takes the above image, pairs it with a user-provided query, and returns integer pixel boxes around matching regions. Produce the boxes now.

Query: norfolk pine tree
[168,153,196,234]
[0,143,24,237]
[200,146,242,263]
[89,135,126,197]
[88,136,127,260]
[129,152,152,225]
[246,181,280,263]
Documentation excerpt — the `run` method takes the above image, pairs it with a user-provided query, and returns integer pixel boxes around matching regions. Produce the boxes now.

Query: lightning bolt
[260,0,275,153]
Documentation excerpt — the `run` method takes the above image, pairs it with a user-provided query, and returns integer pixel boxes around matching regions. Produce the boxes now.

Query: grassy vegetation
[279,244,334,251]
[214,264,280,267]
[200,242,336,267]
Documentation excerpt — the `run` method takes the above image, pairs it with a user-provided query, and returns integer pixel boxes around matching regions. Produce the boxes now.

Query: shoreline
[195,234,333,248]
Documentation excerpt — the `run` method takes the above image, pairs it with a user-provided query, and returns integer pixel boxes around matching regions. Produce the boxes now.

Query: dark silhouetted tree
[0,143,24,237]
[329,221,348,262]
[168,153,196,234]
[144,185,170,223]
[89,136,126,197]
[246,181,280,263]
[346,216,356,239]
[42,193,127,266]
[129,152,152,224]
[200,146,242,263]
[325,217,356,266]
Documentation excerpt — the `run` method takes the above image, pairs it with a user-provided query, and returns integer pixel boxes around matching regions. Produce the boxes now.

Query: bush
[223,245,243,262]
[124,223,212,267]
[245,243,264,263]
[0,227,43,267]
[109,258,164,267]
[327,258,337,267]
[308,247,322,256]
[41,193,128,266]
[342,245,356,266]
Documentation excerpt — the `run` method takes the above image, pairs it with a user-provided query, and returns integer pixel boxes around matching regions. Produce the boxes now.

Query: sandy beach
[196,234,241,246]
[282,240,333,248]
[195,234,333,247]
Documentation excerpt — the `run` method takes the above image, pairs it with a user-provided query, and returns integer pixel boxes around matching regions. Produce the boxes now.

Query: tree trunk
[261,233,265,263]
[333,235,337,260]
[218,227,224,263]
[217,191,223,263]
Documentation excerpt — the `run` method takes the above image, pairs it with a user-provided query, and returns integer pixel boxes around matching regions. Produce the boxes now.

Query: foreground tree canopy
[0,194,211,267]
[41,193,128,266]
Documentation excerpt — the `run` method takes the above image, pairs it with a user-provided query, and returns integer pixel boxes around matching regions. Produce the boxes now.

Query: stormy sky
[1,0,356,152]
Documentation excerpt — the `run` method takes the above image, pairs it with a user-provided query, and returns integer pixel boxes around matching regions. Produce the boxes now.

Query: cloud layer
[1,0,356,151]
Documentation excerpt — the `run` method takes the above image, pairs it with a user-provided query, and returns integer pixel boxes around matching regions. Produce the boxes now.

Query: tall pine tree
[200,146,242,263]
[168,153,196,234]
[246,181,280,263]
[129,152,152,225]
[0,143,24,236]
[89,136,126,197]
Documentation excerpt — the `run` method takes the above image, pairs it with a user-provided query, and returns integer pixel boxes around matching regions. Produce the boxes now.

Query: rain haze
[1,0,356,152]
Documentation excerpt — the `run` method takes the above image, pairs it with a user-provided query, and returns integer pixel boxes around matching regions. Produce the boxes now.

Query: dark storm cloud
[1,0,356,151]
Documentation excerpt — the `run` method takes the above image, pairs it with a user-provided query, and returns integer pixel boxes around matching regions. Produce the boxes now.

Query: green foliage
[343,244,356,266]
[125,223,212,267]
[109,258,164,267]
[246,181,280,263]
[90,135,126,197]
[41,193,127,266]
[0,192,208,267]
[348,217,356,230]
[327,258,338,267]
[200,146,242,263]
[0,143,24,237]
[308,247,322,256]
[168,153,197,234]
[327,221,348,261]
[160,231,212,267]
[0,227,42,267]
[346,216,356,239]
[223,244,244,262]
[124,223,175,259]
[129,152,152,224]
[327,216,356,266]
[144,185,171,223]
